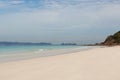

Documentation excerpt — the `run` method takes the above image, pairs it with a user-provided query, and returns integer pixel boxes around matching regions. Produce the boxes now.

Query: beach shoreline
[0,46,100,63]
[0,46,120,80]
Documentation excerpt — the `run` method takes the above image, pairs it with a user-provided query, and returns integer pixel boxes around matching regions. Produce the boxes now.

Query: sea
[0,45,98,62]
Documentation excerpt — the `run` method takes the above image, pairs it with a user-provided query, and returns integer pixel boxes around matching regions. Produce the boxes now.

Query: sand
[0,46,120,80]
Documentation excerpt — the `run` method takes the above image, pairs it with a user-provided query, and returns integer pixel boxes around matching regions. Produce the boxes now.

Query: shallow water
[0,45,98,62]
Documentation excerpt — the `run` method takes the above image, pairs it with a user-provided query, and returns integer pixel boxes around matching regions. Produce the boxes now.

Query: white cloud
[0,0,24,9]
[0,1,9,8]
[10,0,24,5]
[0,0,120,43]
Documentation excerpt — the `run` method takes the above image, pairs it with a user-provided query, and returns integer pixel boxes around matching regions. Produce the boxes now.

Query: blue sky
[0,0,120,44]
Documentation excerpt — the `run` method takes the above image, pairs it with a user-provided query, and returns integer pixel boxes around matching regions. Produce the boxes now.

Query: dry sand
[0,46,120,80]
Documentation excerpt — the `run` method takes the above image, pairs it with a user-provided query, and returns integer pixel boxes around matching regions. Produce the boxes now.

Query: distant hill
[0,42,52,46]
[61,43,77,46]
[101,31,120,46]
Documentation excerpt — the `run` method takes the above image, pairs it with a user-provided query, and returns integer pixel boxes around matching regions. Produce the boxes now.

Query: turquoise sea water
[0,45,81,54]
[0,45,96,62]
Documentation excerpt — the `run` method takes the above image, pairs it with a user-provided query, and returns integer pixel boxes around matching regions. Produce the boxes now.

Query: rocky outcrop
[101,31,120,46]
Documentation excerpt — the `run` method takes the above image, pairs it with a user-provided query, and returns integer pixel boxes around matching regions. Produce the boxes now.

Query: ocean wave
[34,49,45,53]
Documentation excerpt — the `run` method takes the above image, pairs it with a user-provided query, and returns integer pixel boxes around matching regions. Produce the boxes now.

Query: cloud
[0,0,120,43]
[0,1,9,8]
[0,0,24,10]
[10,0,24,5]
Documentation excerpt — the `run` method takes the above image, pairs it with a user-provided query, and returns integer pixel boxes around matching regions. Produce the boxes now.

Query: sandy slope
[0,46,120,80]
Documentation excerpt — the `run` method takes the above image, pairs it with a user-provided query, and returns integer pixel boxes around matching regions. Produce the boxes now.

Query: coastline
[0,46,99,63]
[0,46,120,80]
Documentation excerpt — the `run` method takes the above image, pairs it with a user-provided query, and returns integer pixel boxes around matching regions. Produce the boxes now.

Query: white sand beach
[0,46,120,80]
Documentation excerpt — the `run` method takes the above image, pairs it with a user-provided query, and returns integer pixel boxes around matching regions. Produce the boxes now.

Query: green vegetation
[113,31,120,43]
[102,31,120,45]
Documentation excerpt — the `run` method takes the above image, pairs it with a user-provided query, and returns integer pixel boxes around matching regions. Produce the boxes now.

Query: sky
[0,0,120,44]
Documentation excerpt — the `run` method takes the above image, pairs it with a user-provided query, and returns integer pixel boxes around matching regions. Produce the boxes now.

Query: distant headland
[0,42,79,46]
[61,43,77,46]
[1,31,120,46]
[0,42,52,46]
[97,31,120,46]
